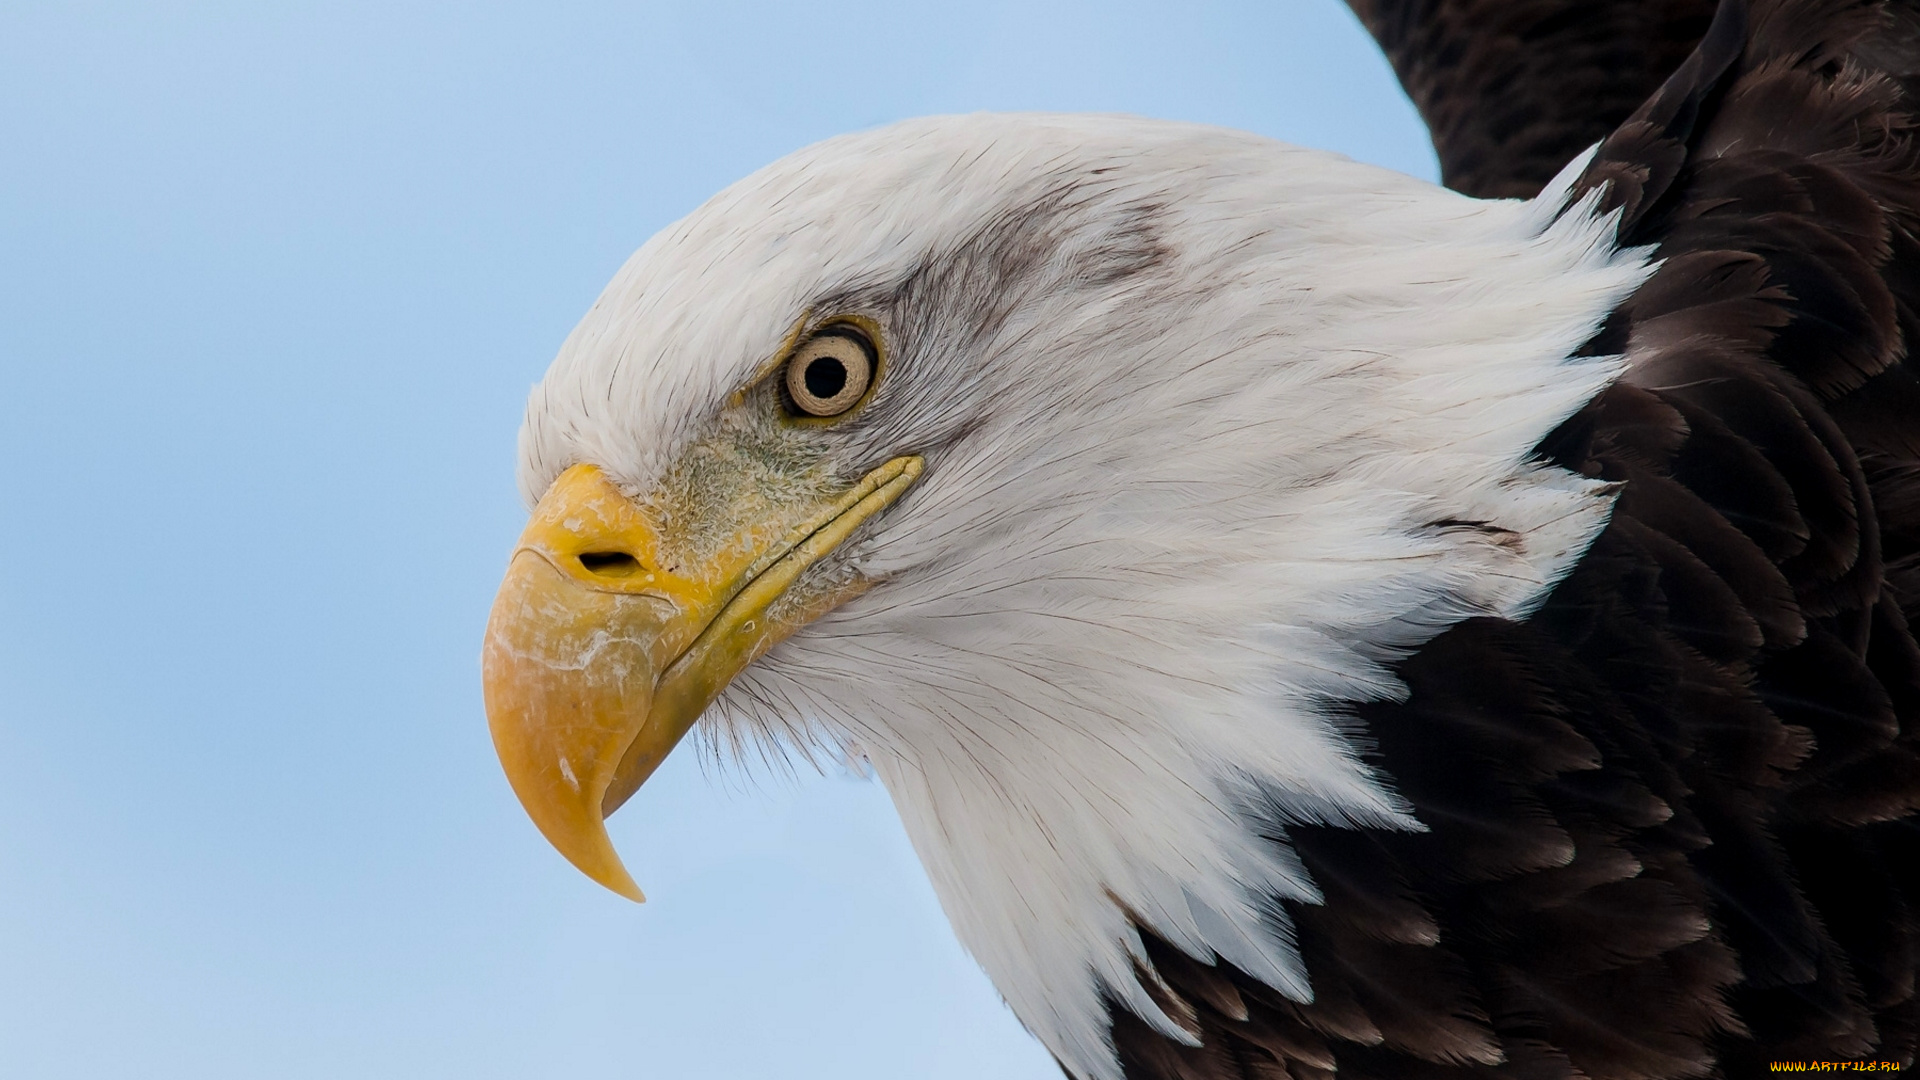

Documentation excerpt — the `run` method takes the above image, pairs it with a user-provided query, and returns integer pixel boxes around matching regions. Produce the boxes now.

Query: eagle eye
[783,326,875,418]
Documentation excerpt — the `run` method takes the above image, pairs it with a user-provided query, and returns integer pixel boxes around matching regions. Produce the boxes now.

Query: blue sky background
[0,3,1433,1076]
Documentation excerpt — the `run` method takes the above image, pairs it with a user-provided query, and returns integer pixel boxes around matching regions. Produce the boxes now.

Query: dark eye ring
[784,327,875,417]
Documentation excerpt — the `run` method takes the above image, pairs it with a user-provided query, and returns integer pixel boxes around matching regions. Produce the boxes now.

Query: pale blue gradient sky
[0,3,1434,1077]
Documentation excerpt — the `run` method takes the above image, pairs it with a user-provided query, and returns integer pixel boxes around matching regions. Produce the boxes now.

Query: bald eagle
[480,1,1920,1075]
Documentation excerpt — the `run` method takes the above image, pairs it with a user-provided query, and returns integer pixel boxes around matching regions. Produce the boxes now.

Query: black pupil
[804,356,849,401]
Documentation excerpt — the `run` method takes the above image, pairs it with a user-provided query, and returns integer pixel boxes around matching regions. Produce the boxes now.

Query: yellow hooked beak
[482,456,923,901]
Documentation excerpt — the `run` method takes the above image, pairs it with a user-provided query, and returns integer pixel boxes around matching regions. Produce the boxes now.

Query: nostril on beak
[578,551,644,577]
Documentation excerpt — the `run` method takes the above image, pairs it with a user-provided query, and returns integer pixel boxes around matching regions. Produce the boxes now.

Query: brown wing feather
[1103,1,1920,1075]
[1345,0,1718,197]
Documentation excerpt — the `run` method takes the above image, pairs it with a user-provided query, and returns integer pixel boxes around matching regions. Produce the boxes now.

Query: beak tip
[555,824,648,904]
[542,822,650,905]
[601,872,647,904]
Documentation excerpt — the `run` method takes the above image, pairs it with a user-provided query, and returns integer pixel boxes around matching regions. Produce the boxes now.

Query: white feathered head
[482,113,1645,1080]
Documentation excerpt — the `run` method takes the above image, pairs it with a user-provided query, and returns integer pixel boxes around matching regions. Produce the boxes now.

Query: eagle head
[482,113,1646,1079]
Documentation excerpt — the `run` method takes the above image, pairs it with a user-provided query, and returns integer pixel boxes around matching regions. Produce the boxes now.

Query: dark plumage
[1347,0,1720,199]
[1103,1,1920,1075]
